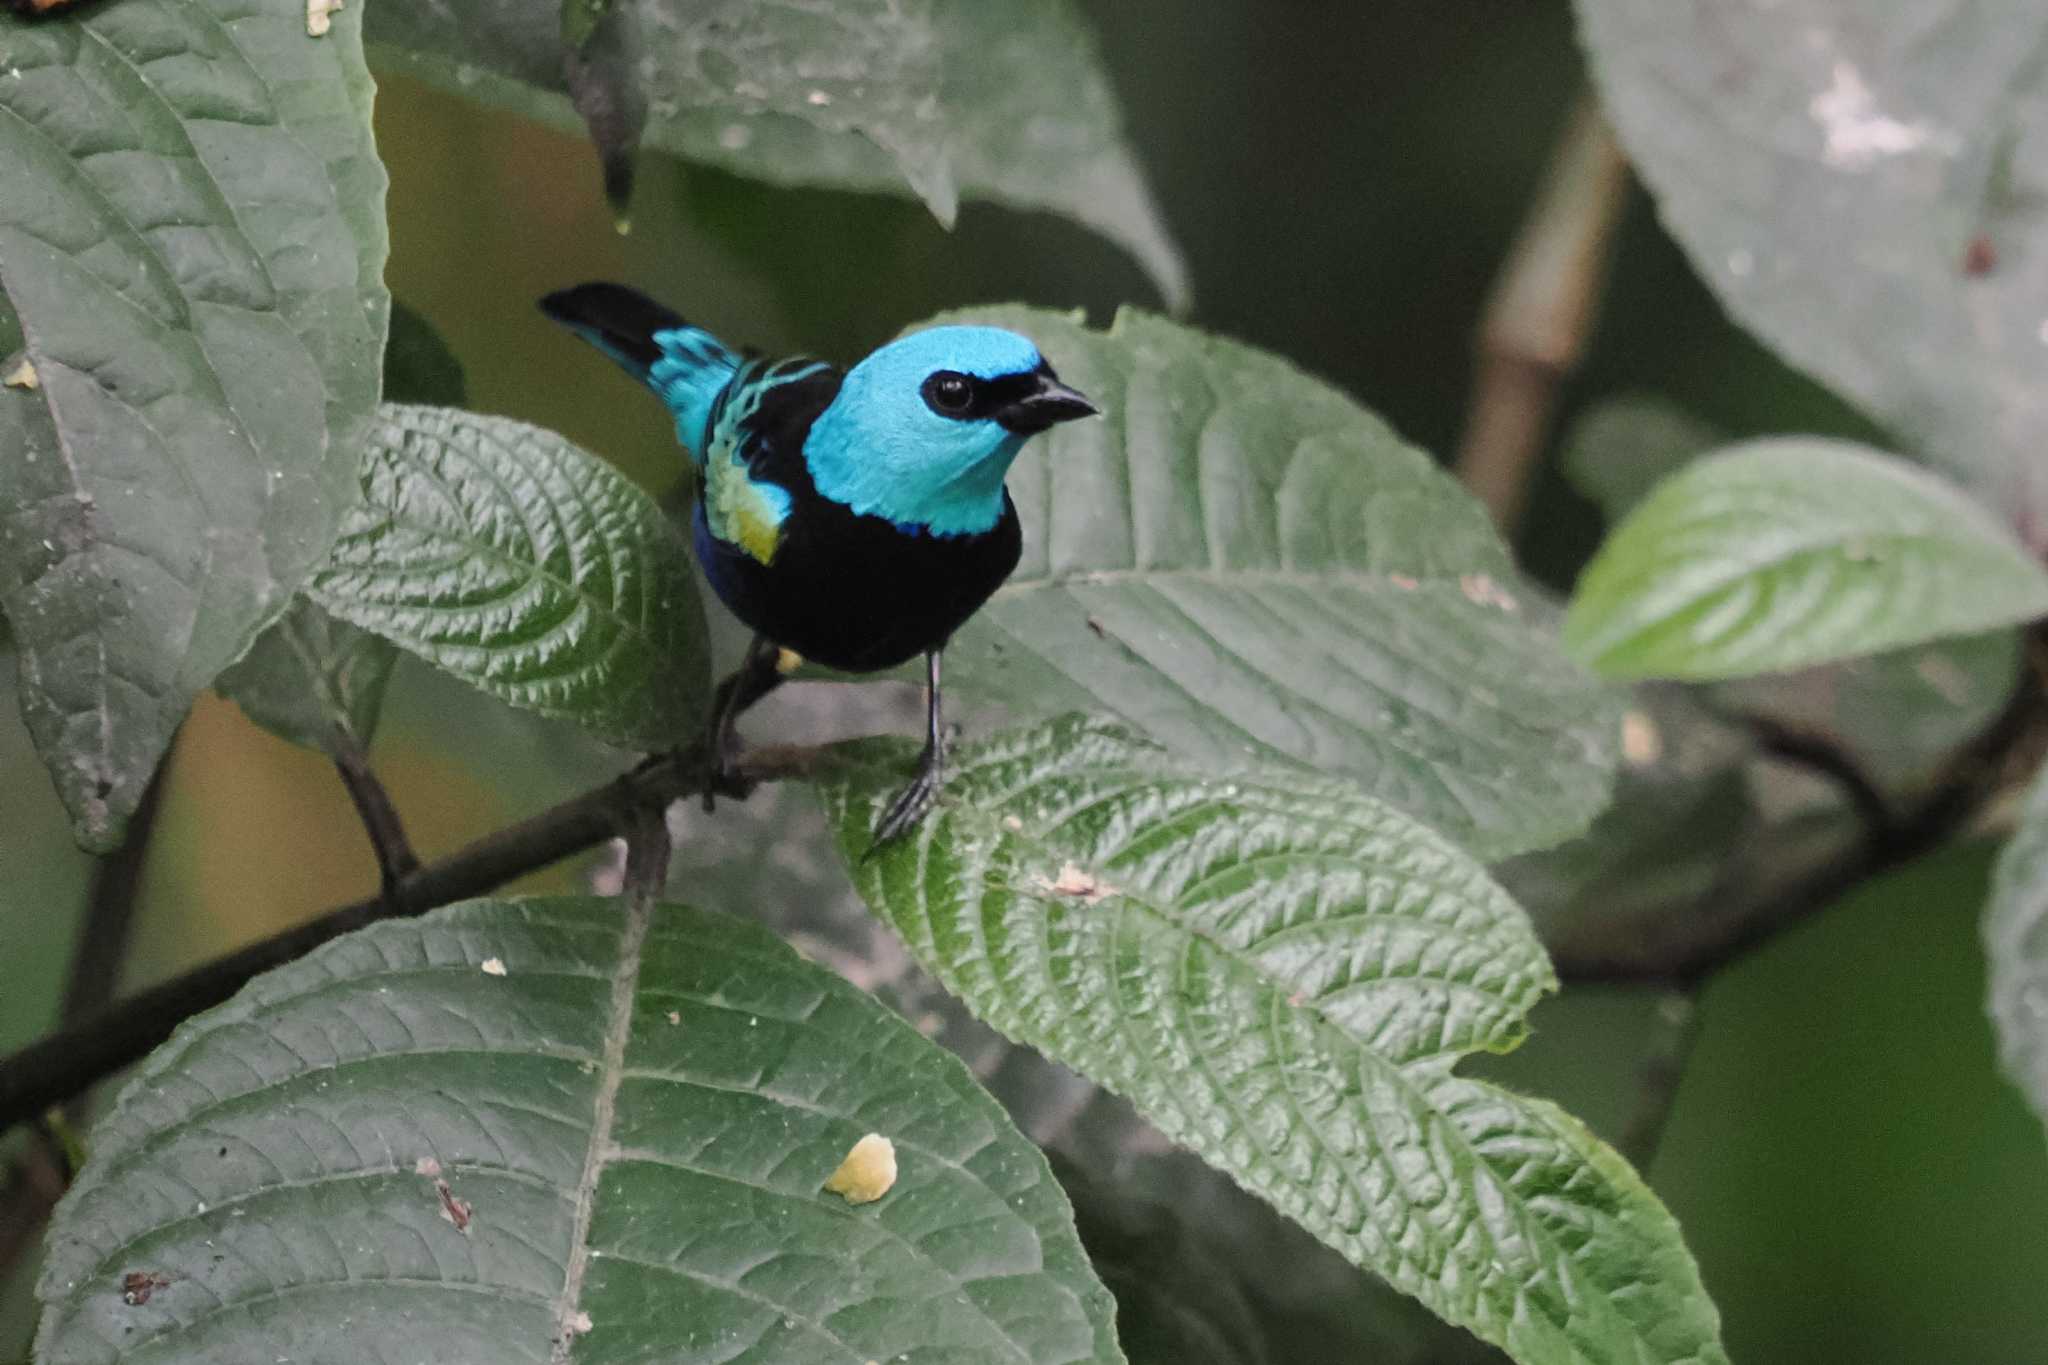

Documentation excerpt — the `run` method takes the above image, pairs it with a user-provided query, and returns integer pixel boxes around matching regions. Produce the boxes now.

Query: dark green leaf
[35,896,1123,1362]
[1986,768,2048,1140]
[922,306,1620,860]
[214,596,396,755]
[0,0,389,849]
[384,300,469,408]
[1574,0,2048,544]
[363,0,1187,308]
[819,716,1727,1365]
[1565,439,2048,680]
[309,404,711,750]
[1561,394,1720,523]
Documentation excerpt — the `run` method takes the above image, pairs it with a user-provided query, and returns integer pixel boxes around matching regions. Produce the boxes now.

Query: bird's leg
[872,650,946,848]
[701,633,786,809]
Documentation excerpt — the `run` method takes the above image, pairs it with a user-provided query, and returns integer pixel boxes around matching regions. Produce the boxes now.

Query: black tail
[538,282,689,384]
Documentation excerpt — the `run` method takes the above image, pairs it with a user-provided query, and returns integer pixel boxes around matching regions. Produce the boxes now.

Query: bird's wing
[700,357,832,565]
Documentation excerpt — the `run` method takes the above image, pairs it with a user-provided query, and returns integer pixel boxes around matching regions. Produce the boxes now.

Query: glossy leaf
[920,305,1620,860]
[309,404,711,750]
[820,715,1728,1365]
[214,597,396,755]
[0,0,389,848]
[1574,0,2048,544]
[35,896,1122,1363]
[1565,439,2048,680]
[1986,768,2048,1140]
[363,0,1187,308]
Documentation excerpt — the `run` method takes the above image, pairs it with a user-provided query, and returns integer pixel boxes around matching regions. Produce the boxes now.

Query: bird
[538,282,1099,845]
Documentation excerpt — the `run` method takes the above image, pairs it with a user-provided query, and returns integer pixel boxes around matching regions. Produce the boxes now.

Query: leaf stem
[1455,92,1630,532]
[0,741,826,1138]
[330,733,420,901]
[1618,986,1702,1171]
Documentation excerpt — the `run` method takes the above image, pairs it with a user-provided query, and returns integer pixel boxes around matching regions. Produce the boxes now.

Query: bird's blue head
[804,325,1098,536]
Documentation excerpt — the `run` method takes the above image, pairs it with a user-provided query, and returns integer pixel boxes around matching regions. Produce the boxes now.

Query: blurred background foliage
[3,1,2044,1359]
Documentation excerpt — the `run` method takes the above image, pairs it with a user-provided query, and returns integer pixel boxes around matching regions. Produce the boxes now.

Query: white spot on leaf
[480,957,507,977]
[1033,862,1117,904]
[1620,710,1663,767]
[1809,61,1944,168]
[3,357,37,391]
[305,0,342,36]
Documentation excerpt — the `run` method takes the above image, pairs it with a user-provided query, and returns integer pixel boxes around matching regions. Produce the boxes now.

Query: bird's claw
[868,758,943,853]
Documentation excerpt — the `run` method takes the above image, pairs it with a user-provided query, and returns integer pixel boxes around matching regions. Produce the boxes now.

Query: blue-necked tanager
[539,283,1099,843]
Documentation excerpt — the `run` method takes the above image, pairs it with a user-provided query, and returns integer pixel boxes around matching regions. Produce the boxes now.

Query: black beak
[997,376,1100,434]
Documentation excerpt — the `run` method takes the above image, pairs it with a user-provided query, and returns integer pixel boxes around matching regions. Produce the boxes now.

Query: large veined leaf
[820,716,1727,1365]
[0,0,389,848]
[35,896,1122,1363]
[309,404,711,750]
[922,306,1619,860]
[1986,768,2048,1141]
[363,0,1187,309]
[1573,0,2048,544]
[1565,439,2048,681]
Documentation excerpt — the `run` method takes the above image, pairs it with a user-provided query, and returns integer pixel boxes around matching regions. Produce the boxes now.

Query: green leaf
[384,300,469,408]
[34,896,1123,1363]
[362,0,1188,308]
[1986,768,2048,1141]
[1564,439,2048,681]
[922,305,1620,860]
[1573,0,2048,543]
[0,0,389,849]
[309,404,711,750]
[214,596,397,755]
[819,715,1727,1365]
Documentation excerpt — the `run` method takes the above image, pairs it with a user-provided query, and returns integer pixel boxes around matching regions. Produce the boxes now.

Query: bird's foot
[696,722,757,813]
[868,750,944,852]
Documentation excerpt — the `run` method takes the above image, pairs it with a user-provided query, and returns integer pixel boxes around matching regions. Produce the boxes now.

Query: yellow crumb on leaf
[480,957,507,977]
[305,0,342,36]
[823,1133,897,1205]
[775,647,804,675]
[3,357,37,391]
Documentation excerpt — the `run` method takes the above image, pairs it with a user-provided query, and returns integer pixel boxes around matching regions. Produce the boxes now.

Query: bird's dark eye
[923,371,975,416]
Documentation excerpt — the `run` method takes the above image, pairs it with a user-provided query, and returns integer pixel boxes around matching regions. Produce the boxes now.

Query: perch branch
[0,741,826,1138]
[1455,93,1630,532]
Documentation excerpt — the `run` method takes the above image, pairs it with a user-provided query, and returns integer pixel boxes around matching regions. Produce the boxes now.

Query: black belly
[693,492,1022,673]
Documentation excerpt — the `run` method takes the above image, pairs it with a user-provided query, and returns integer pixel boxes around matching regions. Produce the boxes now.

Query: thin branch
[1558,659,2048,985]
[1618,987,1703,1171]
[1740,712,1898,842]
[0,741,826,1138]
[330,732,420,901]
[1455,93,1631,532]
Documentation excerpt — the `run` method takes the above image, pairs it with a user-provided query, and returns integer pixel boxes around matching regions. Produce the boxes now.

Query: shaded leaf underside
[931,306,1620,861]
